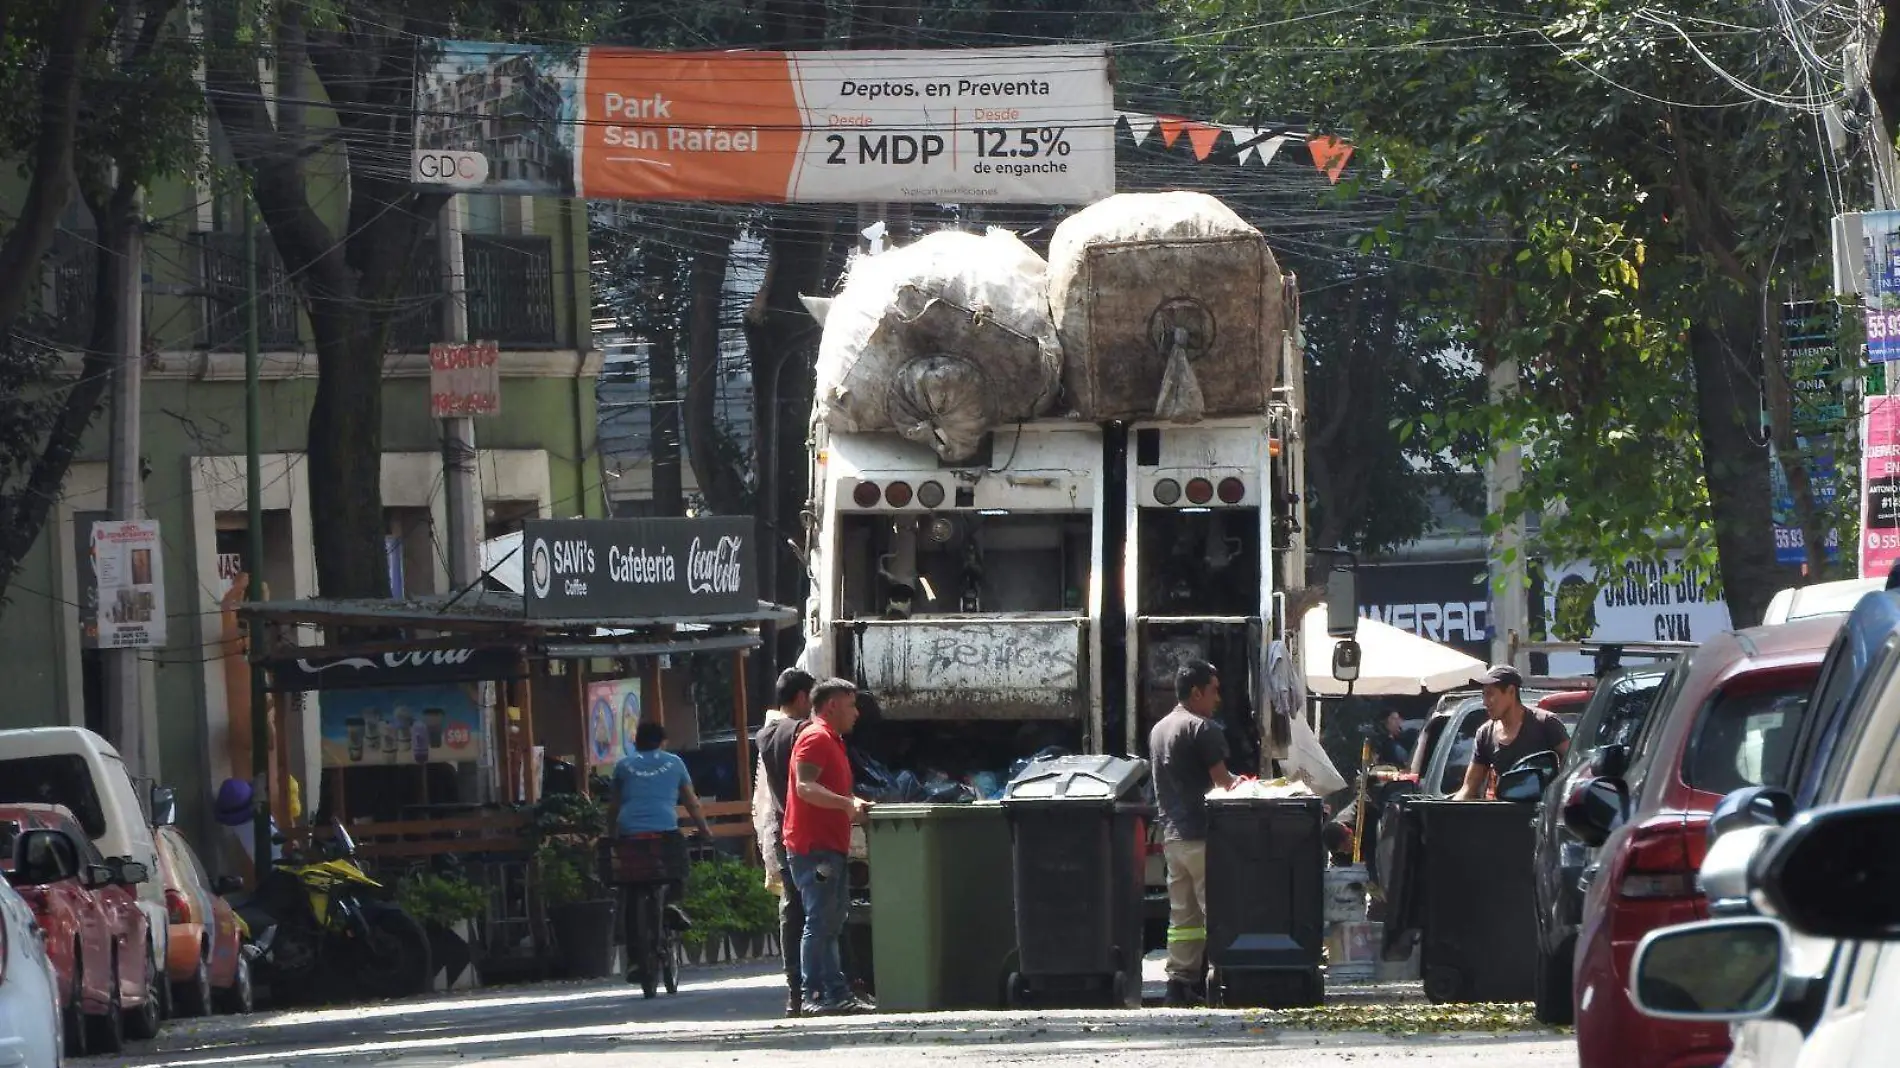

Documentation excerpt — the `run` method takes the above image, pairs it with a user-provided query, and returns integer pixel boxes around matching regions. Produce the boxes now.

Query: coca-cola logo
[686,535,744,596]
[295,649,480,674]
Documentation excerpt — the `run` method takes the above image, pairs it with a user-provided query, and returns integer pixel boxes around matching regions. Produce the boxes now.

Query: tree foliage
[1161,0,1858,623]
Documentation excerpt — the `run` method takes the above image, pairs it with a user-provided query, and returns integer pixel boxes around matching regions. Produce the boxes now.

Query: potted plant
[531,793,618,979]
[679,855,780,962]
[396,870,488,989]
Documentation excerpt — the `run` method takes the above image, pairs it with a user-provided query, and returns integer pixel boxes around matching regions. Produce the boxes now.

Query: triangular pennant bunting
[1118,111,1156,148]
[1156,115,1189,149]
[1185,123,1222,162]
[1255,135,1287,167]
[1117,109,1354,180]
[1308,134,1354,184]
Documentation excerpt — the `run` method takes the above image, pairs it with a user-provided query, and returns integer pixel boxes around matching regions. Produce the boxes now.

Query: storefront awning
[1301,605,1488,697]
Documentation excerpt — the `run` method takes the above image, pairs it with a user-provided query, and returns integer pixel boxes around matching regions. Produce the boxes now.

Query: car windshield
[1578,671,1669,759]
[1683,683,1812,795]
[0,756,107,838]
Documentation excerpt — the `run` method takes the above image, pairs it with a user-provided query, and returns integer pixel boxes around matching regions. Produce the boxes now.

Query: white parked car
[1760,577,1885,625]
[0,876,62,1068]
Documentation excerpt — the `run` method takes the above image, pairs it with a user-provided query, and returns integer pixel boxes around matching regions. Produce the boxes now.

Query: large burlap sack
[812,229,1062,463]
[1048,191,1285,422]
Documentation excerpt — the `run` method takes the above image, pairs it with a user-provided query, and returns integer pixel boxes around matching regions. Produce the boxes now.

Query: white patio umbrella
[1300,605,1488,697]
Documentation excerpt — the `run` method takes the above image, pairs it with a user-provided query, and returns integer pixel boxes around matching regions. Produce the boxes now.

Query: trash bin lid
[1001,754,1150,802]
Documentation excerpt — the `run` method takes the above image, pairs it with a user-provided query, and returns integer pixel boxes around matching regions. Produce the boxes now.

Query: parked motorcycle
[225,821,433,1004]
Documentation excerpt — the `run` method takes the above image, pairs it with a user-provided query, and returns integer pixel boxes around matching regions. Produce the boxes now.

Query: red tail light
[166,888,191,925]
[1217,477,1245,504]
[1618,817,1709,900]
[1185,477,1214,505]
[885,481,913,507]
[851,482,881,508]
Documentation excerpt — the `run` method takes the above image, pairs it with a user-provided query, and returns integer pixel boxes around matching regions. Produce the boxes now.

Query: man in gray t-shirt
[1148,659,1235,1006]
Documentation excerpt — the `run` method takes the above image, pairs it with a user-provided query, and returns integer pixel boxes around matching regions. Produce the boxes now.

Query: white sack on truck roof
[1048,190,1285,422]
[811,228,1063,464]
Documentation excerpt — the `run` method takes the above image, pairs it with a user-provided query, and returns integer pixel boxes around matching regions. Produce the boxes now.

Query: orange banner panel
[579,50,805,203]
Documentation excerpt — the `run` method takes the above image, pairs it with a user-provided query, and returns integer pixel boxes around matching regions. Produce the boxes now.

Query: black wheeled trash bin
[1204,794,1326,1008]
[1000,755,1152,1009]
[1388,799,1539,1003]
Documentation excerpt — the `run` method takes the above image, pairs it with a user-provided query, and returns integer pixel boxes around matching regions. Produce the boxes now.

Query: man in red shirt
[784,677,872,1014]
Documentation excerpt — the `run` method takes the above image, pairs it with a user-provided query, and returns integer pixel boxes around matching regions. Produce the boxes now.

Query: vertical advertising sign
[1862,395,1900,579]
[1774,301,1844,566]
[87,520,166,648]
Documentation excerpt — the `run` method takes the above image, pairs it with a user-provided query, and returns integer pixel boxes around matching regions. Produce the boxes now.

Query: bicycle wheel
[663,927,680,995]
[639,887,660,1000]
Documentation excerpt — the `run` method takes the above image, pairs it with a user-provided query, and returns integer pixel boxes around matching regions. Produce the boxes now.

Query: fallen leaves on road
[1245,1001,1562,1037]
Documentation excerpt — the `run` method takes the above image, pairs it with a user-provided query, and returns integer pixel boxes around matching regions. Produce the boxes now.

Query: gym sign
[411,150,489,188]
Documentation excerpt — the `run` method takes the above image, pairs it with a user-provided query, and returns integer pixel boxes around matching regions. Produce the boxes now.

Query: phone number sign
[429,340,500,418]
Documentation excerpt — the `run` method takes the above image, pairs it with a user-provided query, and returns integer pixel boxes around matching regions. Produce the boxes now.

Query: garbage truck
[794,190,1311,804]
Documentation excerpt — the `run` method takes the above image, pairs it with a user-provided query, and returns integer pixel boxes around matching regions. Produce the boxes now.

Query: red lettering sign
[429,340,503,418]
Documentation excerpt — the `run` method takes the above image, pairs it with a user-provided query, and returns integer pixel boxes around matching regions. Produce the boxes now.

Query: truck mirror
[1326,567,1358,638]
[1332,638,1362,684]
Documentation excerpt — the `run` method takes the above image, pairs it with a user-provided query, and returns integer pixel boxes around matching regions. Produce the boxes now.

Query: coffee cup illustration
[390,708,411,754]
[363,709,383,750]
[411,722,430,764]
[425,708,446,747]
[346,717,366,762]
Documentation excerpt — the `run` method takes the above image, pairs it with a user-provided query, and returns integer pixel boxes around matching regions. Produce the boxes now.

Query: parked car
[1628,796,1900,1068]
[155,826,250,1016]
[0,869,61,1068]
[1562,615,1846,1068]
[1529,659,1677,1024]
[1687,589,1900,1067]
[1761,577,1885,625]
[0,803,158,1054]
[0,726,176,1022]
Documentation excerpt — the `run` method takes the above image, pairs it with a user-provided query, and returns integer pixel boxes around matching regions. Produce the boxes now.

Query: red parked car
[156,825,250,1015]
[1563,615,1844,1068]
[0,802,160,1055]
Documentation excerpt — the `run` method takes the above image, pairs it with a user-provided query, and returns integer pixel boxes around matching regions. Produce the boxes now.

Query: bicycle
[600,832,689,999]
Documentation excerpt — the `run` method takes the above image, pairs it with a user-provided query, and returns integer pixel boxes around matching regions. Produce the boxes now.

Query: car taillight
[852,481,881,508]
[166,888,191,925]
[1619,819,1709,900]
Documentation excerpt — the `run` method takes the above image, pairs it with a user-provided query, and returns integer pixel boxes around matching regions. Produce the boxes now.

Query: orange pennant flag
[1185,123,1223,161]
[1308,134,1355,183]
[1156,115,1188,149]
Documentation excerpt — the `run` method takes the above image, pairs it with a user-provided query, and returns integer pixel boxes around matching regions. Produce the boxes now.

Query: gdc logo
[412,150,489,186]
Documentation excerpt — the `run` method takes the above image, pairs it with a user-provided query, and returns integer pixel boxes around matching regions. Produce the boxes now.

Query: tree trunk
[1874,0,1900,150]
[649,328,685,517]
[684,220,748,515]
[0,0,105,333]
[1688,304,1783,628]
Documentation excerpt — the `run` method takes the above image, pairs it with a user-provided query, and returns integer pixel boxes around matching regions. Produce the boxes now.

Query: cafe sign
[523,516,757,620]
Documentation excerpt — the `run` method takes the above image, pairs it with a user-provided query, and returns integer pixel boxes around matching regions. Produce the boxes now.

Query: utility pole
[439,196,482,590]
[243,202,273,871]
[1487,357,1531,670]
[104,189,150,779]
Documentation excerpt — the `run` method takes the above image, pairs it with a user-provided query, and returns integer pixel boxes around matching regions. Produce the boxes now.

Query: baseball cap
[213,778,254,827]
[1478,664,1523,688]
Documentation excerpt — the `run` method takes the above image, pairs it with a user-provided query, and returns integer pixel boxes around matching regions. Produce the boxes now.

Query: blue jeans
[789,850,850,1006]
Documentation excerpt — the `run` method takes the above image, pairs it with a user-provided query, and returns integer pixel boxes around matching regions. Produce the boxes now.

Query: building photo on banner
[1542,551,1731,674]
[583,677,643,768]
[412,39,1114,204]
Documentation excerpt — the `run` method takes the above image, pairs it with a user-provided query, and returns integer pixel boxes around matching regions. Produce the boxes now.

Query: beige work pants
[1163,839,1209,984]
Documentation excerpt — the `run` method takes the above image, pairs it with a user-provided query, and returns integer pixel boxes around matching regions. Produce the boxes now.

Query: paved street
[110,963,1577,1068]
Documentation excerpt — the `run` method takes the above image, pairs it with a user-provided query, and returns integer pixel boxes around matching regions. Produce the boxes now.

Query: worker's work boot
[1164,979,1198,1008]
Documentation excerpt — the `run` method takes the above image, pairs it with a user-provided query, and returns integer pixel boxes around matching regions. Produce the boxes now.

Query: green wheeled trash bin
[1000,755,1152,1010]
[867,804,1018,1012]
[1204,795,1326,1007]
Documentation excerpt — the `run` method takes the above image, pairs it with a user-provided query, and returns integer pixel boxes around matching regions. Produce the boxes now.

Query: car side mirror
[1496,765,1546,804]
[149,786,177,828]
[1326,566,1359,638]
[1562,776,1629,848]
[1508,749,1562,785]
[10,830,77,885]
[82,864,115,890]
[112,858,150,886]
[1589,743,1631,780]
[1708,786,1795,846]
[1755,796,1900,940]
[1332,638,1362,685]
[1630,918,1785,1022]
[212,874,244,895]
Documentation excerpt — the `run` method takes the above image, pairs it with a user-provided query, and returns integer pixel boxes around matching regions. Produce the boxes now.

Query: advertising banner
[1542,552,1731,675]
[318,685,487,768]
[429,340,501,417]
[523,516,757,621]
[413,41,1114,204]
[1863,395,1900,579]
[86,520,166,648]
[583,678,644,767]
[1356,561,1491,660]
[266,647,526,693]
[1833,210,1900,360]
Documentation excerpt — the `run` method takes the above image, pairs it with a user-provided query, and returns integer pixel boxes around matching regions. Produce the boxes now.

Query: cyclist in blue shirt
[612,721,716,839]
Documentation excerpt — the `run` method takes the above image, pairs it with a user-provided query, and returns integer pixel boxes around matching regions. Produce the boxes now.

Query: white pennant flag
[1119,111,1157,148]
[1231,127,1262,166]
[1255,135,1288,167]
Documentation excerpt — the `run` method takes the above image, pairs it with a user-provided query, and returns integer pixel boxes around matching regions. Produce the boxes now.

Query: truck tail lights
[852,482,881,508]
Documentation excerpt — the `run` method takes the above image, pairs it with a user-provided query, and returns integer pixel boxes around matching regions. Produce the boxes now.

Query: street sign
[522,516,758,620]
[429,340,501,417]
